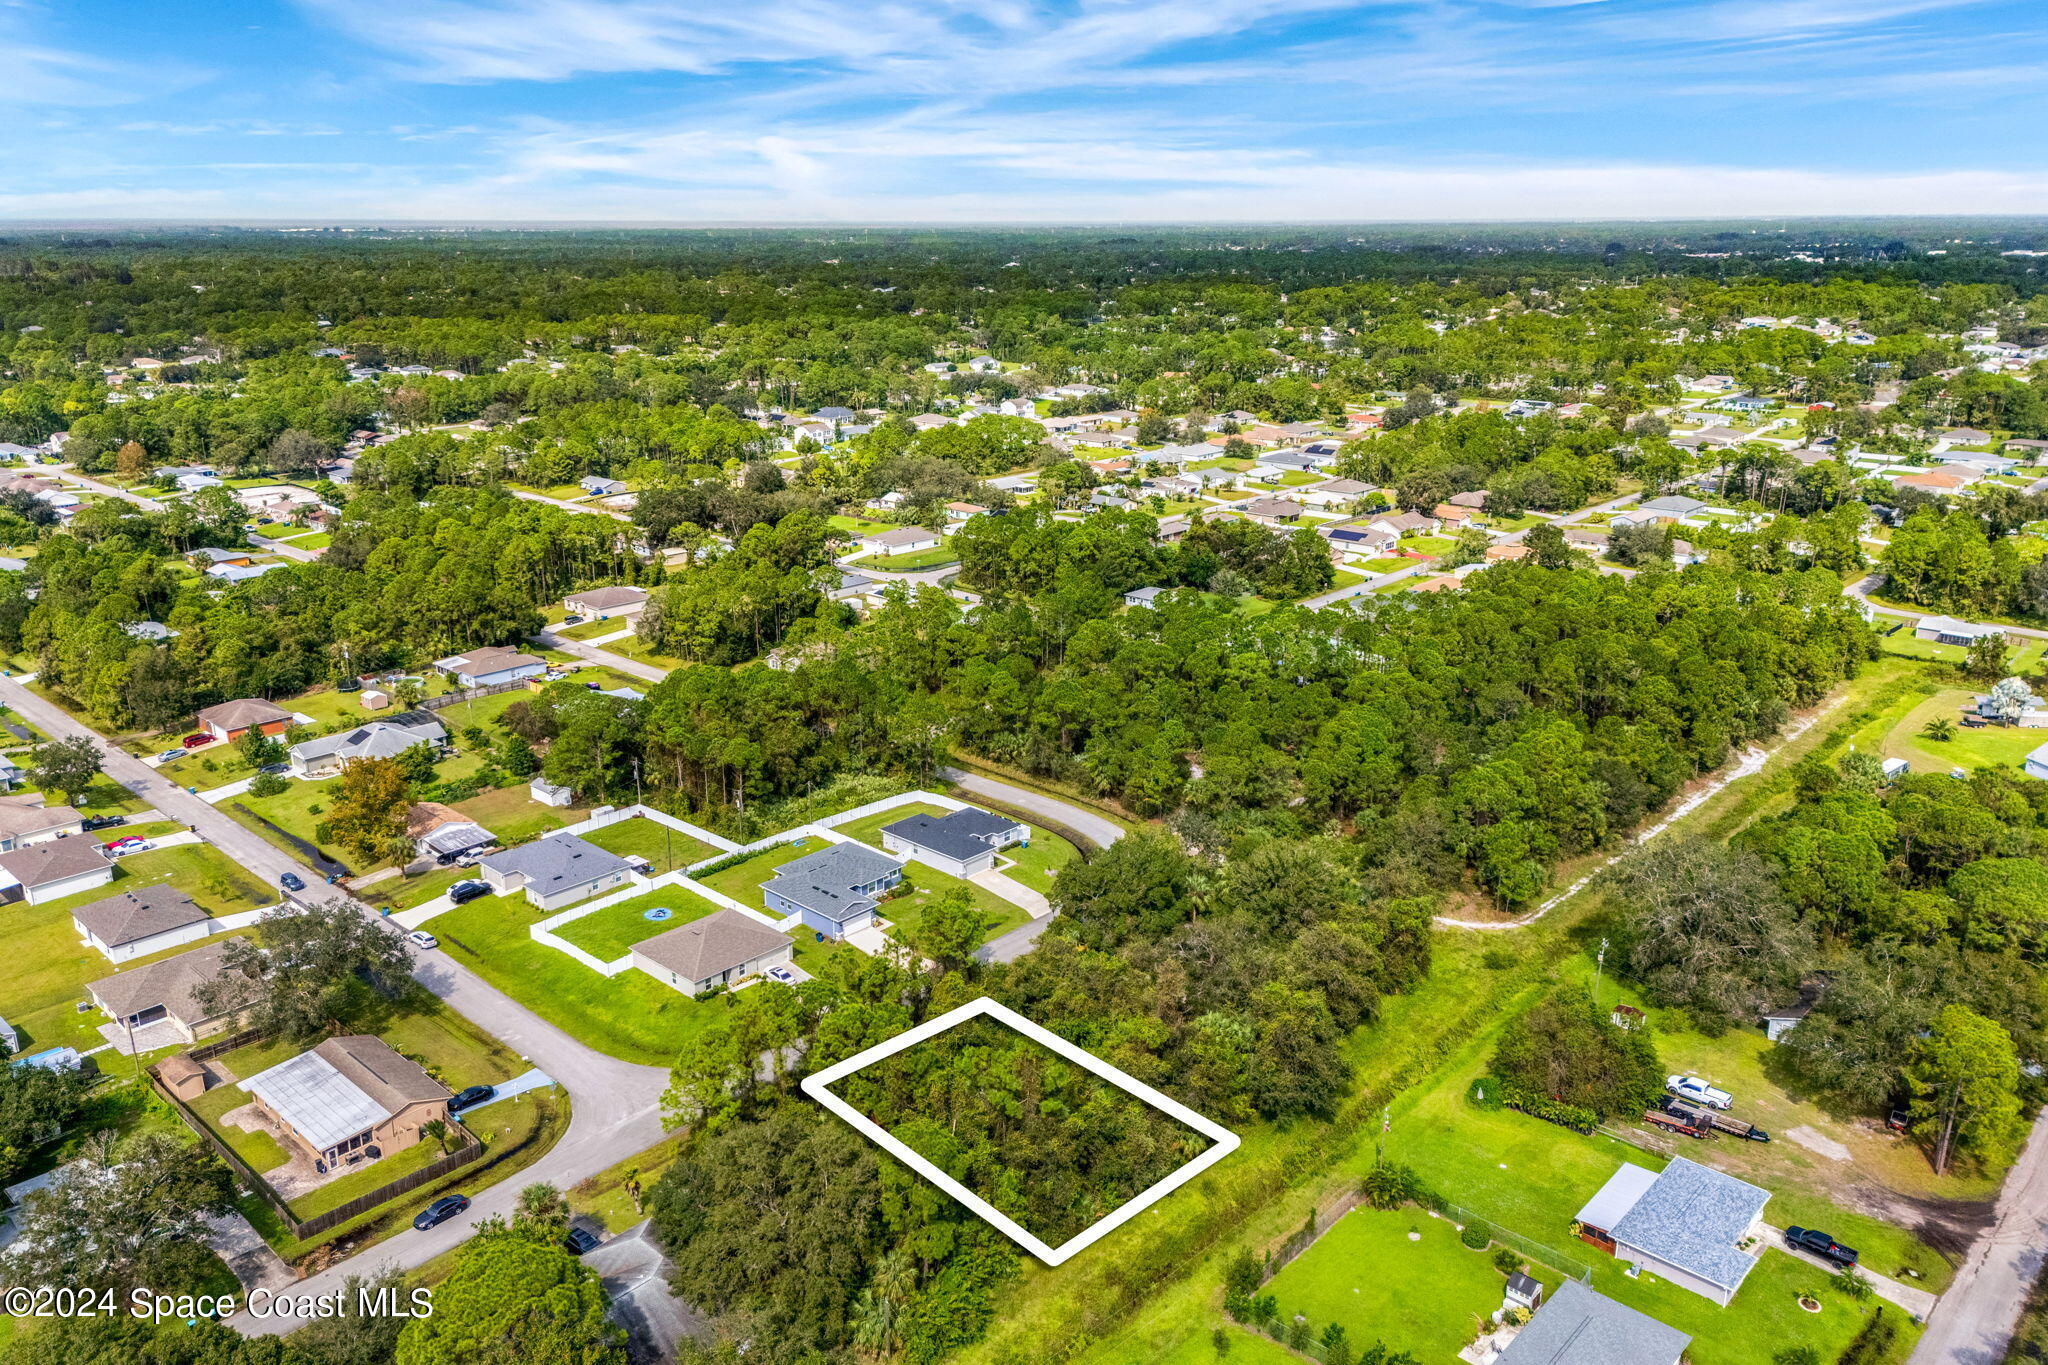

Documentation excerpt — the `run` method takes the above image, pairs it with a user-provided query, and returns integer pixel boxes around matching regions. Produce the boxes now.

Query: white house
[630,908,794,997]
[859,526,940,556]
[1912,616,2002,647]
[434,646,547,688]
[2025,741,2048,782]
[478,832,636,911]
[0,840,114,906]
[73,885,214,964]
[289,716,447,779]
[880,806,1029,878]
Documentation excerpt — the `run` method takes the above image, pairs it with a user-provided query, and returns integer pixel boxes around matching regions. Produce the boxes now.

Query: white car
[1667,1074,1733,1110]
[407,930,439,950]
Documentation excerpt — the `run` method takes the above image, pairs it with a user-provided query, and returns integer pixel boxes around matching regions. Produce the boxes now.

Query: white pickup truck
[1666,1074,1733,1110]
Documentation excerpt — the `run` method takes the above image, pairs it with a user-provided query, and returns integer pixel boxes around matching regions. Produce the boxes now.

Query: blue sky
[4,0,2046,222]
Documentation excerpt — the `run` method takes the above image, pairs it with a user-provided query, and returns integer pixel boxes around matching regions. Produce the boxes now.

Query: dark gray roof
[761,841,902,924]
[72,884,207,948]
[633,908,790,981]
[1496,1281,1690,1365]
[883,807,1023,864]
[1640,495,1706,515]
[1612,1156,1770,1291]
[481,832,631,892]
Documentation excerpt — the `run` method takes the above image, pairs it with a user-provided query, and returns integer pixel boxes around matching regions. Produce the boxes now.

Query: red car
[182,732,215,749]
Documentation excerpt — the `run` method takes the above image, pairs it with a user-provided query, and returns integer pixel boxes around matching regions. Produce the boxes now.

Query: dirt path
[1434,689,1850,930]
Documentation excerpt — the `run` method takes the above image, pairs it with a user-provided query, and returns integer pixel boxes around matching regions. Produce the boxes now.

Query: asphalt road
[532,627,670,684]
[1908,1106,2048,1365]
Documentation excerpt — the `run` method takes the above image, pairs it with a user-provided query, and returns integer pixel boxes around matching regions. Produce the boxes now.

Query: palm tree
[1921,717,1955,742]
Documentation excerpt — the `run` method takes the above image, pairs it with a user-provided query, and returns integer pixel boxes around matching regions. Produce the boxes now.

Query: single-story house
[289,715,448,779]
[1485,543,1531,562]
[631,908,794,997]
[1448,489,1489,509]
[1370,510,1438,537]
[1913,615,2002,646]
[1432,502,1475,526]
[1762,976,1831,1042]
[1894,470,1972,494]
[1252,450,1321,477]
[563,585,648,617]
[2026,741,2048,781]
[434,646,547,688]
[195,697,293,743]
[0,840,114,905]
[1241,497,1305,526]
[1574,1157,1769,1305]
[760,841,904,939]
[0,797,83,853]
[1495,1280,1690,1365]
[860,526,941,555]
[478,832,635,911]
[124,621,177,642]
[580,477,627,497]
[1563,528,1610,553]
[406,802,495,864]
[529,777,576,807]
[1123,586,1166,608]
[1296,478,1374,509]
[73,884,212,964]
[881,806,1028,878]
[191,547,254,568]
[1153,514,1190,543]
[1635,495,1706,520]
[944,501,987,525]
[207,563,285,585]
[829,570,881,605]
[87,938,256,1044]
[243,1034,451,1171]
[1940,427,1994,446]
[1410,574,1464,593]
[1321,523,1397,555]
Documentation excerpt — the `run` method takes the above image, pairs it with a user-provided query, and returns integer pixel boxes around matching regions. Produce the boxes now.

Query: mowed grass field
[553,883,730,962]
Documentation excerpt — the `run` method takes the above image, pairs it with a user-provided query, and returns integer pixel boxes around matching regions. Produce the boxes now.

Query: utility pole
[1592,936,1609,1007]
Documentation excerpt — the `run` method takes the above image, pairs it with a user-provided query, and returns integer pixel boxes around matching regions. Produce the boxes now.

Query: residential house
[760,841,904,939]
[1634,495,1706,521]
[1563,527,1610,554]
[1369,510,1438,537]
[1153,515,1190,543]
[1485,543,1531,562]
[73,884,213,964]
[87,939,257,1045]
[1505,398,1554,418]
[0,797,83,852]
[191,547,254,569]
[1136,443,1213,468]
[944,501,988,526]
[1448,490,1489,509]
[1410,574,1463,593]
[1940,427,1995,447]
[881,807,1028,878]
[2025,741,2048,782]
[479,833,636,911]
[0,840,114,905]
[1123,586,1166,608]
[860,526,941,556]
[1913,615,2002,646]
[1320,523,1397,555]
[1494,1281,1690,1365]
[406,802,495,865]
[908,414,953,432]
[1431,503,1475,527]
[631,909,794,997]
[289,716,447,779]
[243,1035,452,1171]
[563,585,648,617]
[1252,450,1321,478]
[194,697,294,743]
[434,646,546,688]
[1716,394,1772,413]
[1761,977,1831,1042]
[579,477,627,497]
[125,621,177,642]
[1241,497,1305,527]
[1573,1157,1769,1305]
[208,563,284,585]
[812,405,858,422]
[1894,469,1973,495]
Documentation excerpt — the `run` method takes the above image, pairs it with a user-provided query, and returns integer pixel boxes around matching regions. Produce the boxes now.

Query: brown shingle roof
[313,1035,451,1111]
[89,938,255,1027]
[634,908,791,982]
[0,839,110,889]
[72,883,207,949]
[0,797,81,841]
[194,698,290,732]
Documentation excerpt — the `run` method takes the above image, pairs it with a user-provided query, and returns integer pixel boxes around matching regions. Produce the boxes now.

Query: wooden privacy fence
[151,1056,484,1241]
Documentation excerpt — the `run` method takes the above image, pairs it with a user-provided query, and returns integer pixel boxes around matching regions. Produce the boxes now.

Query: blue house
[761,842,904,939]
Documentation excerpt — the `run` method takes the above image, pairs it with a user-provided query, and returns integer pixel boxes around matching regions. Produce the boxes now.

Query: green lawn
[558,616,633,641]
[1265,1207,1563,1362]
[430,892,727,1065]
[1357,555,1412,573]
[452,782,583,844]
[696,839,829,914]
[568,1133,688,1233]
[864,545,959,571]
[1399,534,1457,555]
[828,513,897,536]
[1878,686,2046,777]
[291,1134,448,1219]
[596,634,685,672]
[553,884,728,962]
[272,530,331,550]
[188,1083,290,1174]
[579,817,718,875]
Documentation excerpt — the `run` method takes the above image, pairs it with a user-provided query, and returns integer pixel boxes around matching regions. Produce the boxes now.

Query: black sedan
[279,871,306,893]
[449,1084,496,1113]
[1785,1227,1858,1266]
[449,879,491,905]
[412,1194,470,1231]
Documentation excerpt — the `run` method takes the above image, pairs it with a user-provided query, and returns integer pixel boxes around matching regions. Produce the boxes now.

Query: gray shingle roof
[1496,1281,1691,1365]
[481,832,632,892]
[882,807,1023,864]
[633,908,791,981]
[88,938,256,1027]
[291,716,446,767]
[1612,1156,1770,1291]
[0,839,110,889]
[72,884,207,949]
[761,841,902,924]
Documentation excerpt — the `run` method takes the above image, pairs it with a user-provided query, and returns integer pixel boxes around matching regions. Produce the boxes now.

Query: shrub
[1459,1223,1489,1250]
[1481,945,1516,971]
[1832,1265,1874,1301]
[1494,1082,1600,1134]
[1360,1160,1432,1211]
[1492,1247,1521,1275]
[249,773,289,798]
[1836,1309,1896,1365]
[1773,1349,1820,1365]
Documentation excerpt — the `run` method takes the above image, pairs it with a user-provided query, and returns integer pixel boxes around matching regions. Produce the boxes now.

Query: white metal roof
[243,1050,387,1152]
[1574,1162,1659,1232]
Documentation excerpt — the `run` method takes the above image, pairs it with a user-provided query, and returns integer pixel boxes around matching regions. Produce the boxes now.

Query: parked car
[1785,1227,1858,1266]
[449,1084,495,1113]
[449,879,491,905]
[412,1195,469,1231]
[154,749,185,764]
[406,930,439,950]
[562,614,584,626]
[767,966,796,983]
[182,733,213,748]
[1666,1074,1733,1110]
[103,835,146,853]
[257,762,287,775]
[279,871,306,893]
[81,815,124,832]
[564,1225,600,1255]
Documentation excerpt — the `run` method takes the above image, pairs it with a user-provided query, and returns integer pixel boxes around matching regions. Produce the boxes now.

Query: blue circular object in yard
[643,906,672,921]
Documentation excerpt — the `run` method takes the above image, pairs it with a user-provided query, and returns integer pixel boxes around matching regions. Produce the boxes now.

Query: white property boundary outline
[802,997,1240,1266]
